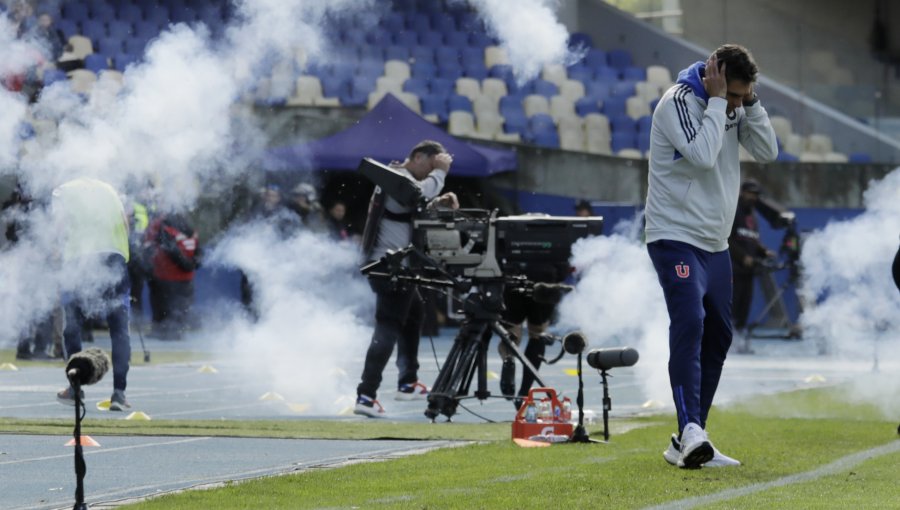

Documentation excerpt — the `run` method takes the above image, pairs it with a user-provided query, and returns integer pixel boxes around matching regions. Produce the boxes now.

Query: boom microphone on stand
[586,347,639,371]
[65,348,111,386]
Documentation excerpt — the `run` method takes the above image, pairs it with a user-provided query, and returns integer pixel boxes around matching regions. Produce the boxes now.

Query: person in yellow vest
[52,177,133,411]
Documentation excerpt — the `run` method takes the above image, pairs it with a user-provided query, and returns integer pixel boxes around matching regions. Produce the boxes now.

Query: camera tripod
[424,278,547,421]
[746,259,802,340]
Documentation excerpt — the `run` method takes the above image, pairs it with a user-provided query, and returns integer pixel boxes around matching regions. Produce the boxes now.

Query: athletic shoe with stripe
[678,423,714,469]
[395,381,429,401]
[664,431,741,467]
[353,394,386,418]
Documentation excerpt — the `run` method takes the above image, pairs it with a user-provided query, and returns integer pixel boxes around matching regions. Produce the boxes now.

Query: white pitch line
[644,439,900,510]
[0,436,211,466]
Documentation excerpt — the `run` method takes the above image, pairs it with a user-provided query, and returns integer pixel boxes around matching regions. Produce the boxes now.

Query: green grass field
[5,386,895,509]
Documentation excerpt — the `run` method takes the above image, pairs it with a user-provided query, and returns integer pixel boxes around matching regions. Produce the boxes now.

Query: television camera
[358,158,603,420]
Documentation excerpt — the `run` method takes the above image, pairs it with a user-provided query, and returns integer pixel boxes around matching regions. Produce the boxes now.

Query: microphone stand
[569,352,602,444]
[68,374,88,510]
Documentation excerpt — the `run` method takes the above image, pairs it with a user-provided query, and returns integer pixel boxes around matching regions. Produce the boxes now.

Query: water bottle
[562,400,572,421]
[525,402,537,423]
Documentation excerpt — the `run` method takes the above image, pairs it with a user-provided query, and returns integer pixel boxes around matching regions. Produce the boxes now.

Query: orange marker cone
[65,436,101,447]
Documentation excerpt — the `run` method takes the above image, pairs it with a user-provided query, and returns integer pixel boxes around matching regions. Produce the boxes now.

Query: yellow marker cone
[125,411,151,421]
[96,400,111,411]
[804,374,827,384]
[286,403,310,413]
[197,364,218,373]
[0,363,19,371]
[563,368,580,376]
[65,436,101,447]
[259,392,285,401]
[487,370,499,380]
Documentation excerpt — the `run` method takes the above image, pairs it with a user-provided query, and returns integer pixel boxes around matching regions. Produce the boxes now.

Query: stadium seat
[806,134,833,154]
[610,114,637,133]
[473,111,504,140]
[123,37,147,56]
[558,79,586,101]
[432,15,457,34]
[118,4,143,24]
[823,152,849,163]
[523,94,550,117]
[566,64,592,84]
[586,131,612,155]
[542,63,567,87]
[68,69,97,95]
[56,18,78,38]
[80,19,106,41]
[637,131,651,153]
[558,115,584,132]
[776,151,800,162]
[134,20,159,40]
[287,76,322,106]
[435,46,461,65]
[396,92,421,114]
[411,46,436,65]
[530,79,559,98]
[559,124,586,151]
[575,96,602,116]
[607,49,633,71]
[448,94,473,113]
[621,66,647,82]
[385,60,411,82]
[601,96,627,118]
[625,96,651,120]
[428,77,453,97]
[84,53,110,74]
[42,68,68,86]
[393,30,418,47]
[549,96,576,121]
[634,81,661,102]
[468,31,494,48]
[646,65,673,89]
[462,62,488,80]
[437,62,463,80]
[617,148,643,159]
[91,3,115,21]
[448,110,476,136]
[402,77,430,97]
[503,110,528,136]
[848,152,872,163]
[68,35,94,59]
[419,31,444,47]
[584,113,611,139]
[769,115,793,142]
[445,30,469,48]
[532,130,560,148]
[499,95,525,118]
[594,66,620,84]
[375,76,404,96]
[481,78,508,100]
[611,81,636,99]
[62,3,90,24]
[637,115,653,133]
[568,32,594,50]
[420,94,449,123]
[485,46,509,68]
[473,94,500,116]
[456,77,481,101]
[585,82,611,102]
[584,49,607,70]
[411,61,437,79]
[144,7,170,28]
[799,152,825,162]
[95,37,123,58]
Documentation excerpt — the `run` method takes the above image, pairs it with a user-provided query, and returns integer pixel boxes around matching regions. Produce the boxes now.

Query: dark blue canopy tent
[263,94,517,177]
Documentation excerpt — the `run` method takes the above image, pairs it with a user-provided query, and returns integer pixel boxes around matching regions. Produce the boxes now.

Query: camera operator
[729,179,776,354]
[354,140,459,418]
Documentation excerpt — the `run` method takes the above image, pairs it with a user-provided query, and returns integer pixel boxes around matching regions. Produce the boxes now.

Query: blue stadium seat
[575,97,602,116]
[419,30,444,47]
[528,113,556,133]
[431,15,456,34]
[776,151,799,162]
[611,131,637,152]
[435,46,461,65]
[169,5,196,23]
[584,48,607,70]
[393,30,418,47]
[403,77,430,97]
[95,36,122,57]
[80,19,106,41]
[445,30,469,48]
[607,49,633,71]
[637,131,651,152]
[420,94,449,122]
[530,79,559,98]
[468,32,493,48]
[437,64,463,80]
[489,64,514,83]
[848,152,872,163]
[568,32,594,49]
[358,45,384,63]
[650,97,661,113]
[43,68,68,86]
[107,20,133,40]
[56,18,78,38]
[114,52,137,71]
[144,6,170,28]
[90,3,116,22]
[364,29,391,46]
[611,81,636,99]
[407,13,430,31]
[382,12,405,33]
[430,78,455,97]
[342,29,366,47]
[84,53,109,73]
[622,66,647,82]
[357,59,384,78]
[320,76,351,103]
[566,64,592,84]
[610,115,637,133]
[462,62,487,80]
[460,46,484,67]
[123,38,147,56]
[601,96,627,118]
[345,75,376,106]
[118,4,144,24]
[532,130,561,148]
[411,46,435,65]
[503,111,528,135]
[62,3,90,24]
[584,83,612,104]
[637,115,653,133]
[384,45,410,62]
[198,5,224,24]
[448,94,473,113]
[411,61,437,79]
[134,20,158,40]
[499,95,525,118]
[594,66,620,84]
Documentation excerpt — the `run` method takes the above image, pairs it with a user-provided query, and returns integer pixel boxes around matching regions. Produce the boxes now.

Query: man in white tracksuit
[644,44,778,468]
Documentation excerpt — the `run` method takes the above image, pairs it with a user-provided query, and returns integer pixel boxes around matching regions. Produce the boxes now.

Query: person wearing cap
[729,179,776,353]
[574,199,593,218]
[644,44,778,468]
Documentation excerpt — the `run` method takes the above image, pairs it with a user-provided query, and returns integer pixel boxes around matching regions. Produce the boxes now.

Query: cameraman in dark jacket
[729,180,775,352]
[354,140,458,418]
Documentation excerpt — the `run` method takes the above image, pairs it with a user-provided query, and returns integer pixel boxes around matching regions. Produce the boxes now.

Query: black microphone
[532,282,574,304]
[586,347,639,370]
[563,332,586,355]
[65,348,111,386]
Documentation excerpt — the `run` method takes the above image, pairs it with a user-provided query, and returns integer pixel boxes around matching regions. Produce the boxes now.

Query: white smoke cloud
[556,221,672,407]
[466,0,582,84]
[208,221,373,411]
[799,168,900,369]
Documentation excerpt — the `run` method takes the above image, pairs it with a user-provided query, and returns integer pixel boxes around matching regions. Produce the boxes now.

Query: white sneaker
[705,446,741,467]
[663,434,680,465]
[395,381,429,401]
[678,423,714,469]
[353,395,387,419]
[664,433,740,467]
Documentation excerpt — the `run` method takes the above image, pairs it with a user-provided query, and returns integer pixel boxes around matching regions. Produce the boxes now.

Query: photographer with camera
[729,179,776,354]
[354,140,459,418]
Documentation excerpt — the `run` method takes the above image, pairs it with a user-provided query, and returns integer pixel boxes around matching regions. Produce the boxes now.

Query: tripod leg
[491,322,547,389]
[426,321,489,420]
